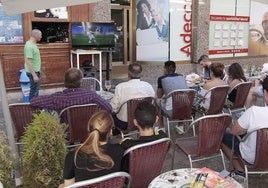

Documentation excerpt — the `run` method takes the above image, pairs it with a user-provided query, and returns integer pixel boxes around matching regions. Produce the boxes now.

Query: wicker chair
[115,97,155,138]
[64,172,131,188]
[193,85,229,115]
[59,103,100,145]
[175,113,232,170]
[81,77,102,91]
[225,81,252,115]
[123,138,170,188]
[161,89,197,138]
[8,103,37,143]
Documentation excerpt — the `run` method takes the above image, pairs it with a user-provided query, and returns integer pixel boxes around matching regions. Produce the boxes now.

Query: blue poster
[0,5,23,44]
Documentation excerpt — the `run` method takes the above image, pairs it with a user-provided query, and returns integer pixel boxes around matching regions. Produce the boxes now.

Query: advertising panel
[248,0,268,56]
[136,0,169,61]
[0,5,23,44]
[209,0,250,58]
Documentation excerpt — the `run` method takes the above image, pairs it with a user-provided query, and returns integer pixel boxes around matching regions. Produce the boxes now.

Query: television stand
[70,49,103,89]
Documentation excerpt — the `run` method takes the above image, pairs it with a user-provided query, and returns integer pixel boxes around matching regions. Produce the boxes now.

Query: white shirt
[238,105,268,164]
[110,79,155,122]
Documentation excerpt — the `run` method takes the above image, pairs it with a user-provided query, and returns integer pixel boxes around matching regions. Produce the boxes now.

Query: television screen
[71,22,115,48]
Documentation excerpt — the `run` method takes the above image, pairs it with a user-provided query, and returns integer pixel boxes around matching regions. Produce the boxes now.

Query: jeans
[27,72,41,100]
[112,113,128,135]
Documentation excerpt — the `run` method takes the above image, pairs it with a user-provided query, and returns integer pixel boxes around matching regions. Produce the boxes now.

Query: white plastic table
[148,168,243,188]
[70,49,102,88]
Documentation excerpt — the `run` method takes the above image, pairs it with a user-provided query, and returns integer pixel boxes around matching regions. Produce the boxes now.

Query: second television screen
[71,22,115,48]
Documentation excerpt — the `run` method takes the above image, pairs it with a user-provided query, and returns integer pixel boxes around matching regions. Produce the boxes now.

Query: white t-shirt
[238,105,268,164]
[110,79,155,122]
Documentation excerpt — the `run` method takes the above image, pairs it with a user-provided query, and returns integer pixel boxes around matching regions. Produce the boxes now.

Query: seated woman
[59,110,124,187]
[227,63,247,104]
[198,63,226,109]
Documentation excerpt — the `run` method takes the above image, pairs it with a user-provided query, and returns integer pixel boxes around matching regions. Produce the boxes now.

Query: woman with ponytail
[59,110,124,187]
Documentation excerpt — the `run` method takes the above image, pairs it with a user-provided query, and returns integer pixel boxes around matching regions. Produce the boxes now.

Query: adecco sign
[170,0,192,61]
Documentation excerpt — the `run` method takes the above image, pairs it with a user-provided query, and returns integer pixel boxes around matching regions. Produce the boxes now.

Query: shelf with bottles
[32,22,69,43]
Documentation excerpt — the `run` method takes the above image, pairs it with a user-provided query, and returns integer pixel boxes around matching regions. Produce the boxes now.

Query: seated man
[221,76,268,172]
[110,63,155,131]
[120,101,167,171]
[30,68,112,113]
[156,60,188,117]
[198,54,212,80]
[121,101,167,149]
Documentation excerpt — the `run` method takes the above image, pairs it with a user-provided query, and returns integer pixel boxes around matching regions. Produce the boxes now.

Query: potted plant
[21,111,67,187]
[0,130,15,188]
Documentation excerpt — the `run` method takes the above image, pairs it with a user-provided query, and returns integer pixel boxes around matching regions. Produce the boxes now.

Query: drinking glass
[104,80,112,91]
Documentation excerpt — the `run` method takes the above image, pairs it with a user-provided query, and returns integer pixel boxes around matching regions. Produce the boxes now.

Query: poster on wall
[169,0,192,61]
[0,4,23,44]
[136,0,169,61]
[248,0,268,56]
[209,0,250,58]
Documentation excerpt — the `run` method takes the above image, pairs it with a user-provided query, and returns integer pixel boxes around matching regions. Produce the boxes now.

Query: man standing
[24,29,42,100]
[222,76,268,170]
[110,63,155,131]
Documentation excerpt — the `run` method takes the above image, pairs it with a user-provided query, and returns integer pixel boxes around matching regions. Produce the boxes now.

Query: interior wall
[93,0,111,22]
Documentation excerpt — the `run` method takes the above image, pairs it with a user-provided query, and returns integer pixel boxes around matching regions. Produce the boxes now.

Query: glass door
[111,5,132,64]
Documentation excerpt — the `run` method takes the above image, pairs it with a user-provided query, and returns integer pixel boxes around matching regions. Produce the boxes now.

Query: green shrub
[0,130,15,188]
[21,111,67,188]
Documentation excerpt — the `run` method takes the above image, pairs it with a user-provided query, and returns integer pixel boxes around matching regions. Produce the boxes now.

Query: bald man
[24,29,42,100]
[249,12,268,56]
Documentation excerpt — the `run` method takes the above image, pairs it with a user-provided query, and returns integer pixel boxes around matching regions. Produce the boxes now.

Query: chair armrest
[114,126,124,139]
[236,127,261,142]
[114,100,128,114]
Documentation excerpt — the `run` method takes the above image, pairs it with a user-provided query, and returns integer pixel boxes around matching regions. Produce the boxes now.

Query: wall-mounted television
[71,22,115,48]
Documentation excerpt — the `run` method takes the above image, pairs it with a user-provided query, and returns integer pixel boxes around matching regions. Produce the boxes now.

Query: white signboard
[209,0,250,58]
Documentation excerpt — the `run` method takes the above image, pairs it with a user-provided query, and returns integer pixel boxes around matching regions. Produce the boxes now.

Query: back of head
[87,110,114,142]
[31,29,41,38]
[135,101,157,129]
[64,68,83,88]
[128,63,142,79]
[75,110,115,171]
[210,63,224,78]
[198,55,209,64]
[228,63,246,80]
[164,60,176,74]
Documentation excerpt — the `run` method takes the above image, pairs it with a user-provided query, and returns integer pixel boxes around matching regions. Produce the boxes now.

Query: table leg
[76,53,80,69]
[99,52,102,89]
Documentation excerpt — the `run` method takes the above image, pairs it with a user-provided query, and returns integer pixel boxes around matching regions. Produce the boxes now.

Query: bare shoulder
[229,79,241,89]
